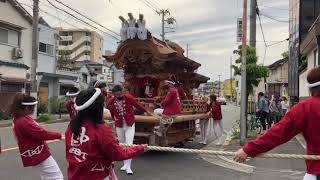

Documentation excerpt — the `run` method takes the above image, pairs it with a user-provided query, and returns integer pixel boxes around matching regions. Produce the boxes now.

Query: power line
[260,13,289,23]
[137,0,158,12]
[145,0,161,10]
[256,1,267,64]
[46,0,120,40]
[260,5,288,11]
[51,0,120,37]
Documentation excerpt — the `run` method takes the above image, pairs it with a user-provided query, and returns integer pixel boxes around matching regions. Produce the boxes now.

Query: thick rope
[124,144,320,160]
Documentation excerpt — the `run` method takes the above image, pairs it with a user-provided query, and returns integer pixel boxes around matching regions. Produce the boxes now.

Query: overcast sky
[19,0,289,81]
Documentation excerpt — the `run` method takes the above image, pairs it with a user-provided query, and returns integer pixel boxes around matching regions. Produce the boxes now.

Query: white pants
[213,120,228,138]
[303,173,316,180]
[116,123,135,170]
[200,119,209,143]
[154,108,164,115]
[35,156,63,180]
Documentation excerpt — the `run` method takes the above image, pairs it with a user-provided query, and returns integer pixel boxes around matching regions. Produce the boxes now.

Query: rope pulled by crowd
[123,144,320,161]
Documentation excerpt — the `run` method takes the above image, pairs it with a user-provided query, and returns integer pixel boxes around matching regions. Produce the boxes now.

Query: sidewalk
[0,114,70,128]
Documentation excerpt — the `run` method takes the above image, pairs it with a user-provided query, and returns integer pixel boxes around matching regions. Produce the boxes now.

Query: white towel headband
[74,88,101,111]
[307,81,320,88]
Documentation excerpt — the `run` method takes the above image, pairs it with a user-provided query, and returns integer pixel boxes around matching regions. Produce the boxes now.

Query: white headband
[22,101,38,106]
[74,88,101,111]
[165,80,175,85]
[66,91,80,97]
[307,81,320,88]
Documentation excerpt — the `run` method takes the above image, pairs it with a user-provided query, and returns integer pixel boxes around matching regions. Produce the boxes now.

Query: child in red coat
[234,66,320,180]
[66,88,147,180]
[65,86,80,120]
[10,93,64,179]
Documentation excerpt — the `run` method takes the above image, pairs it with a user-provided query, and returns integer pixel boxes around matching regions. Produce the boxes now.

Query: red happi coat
[209,101,222,121]
[66,99,77,120]
[161,87,182,116]
[107,94,147,128]
[65,120,144,180]
[12,115,61,167]
[243,95,320,175]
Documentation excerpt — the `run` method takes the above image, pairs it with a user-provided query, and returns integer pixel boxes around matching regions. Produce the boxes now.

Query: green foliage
[37,113,52,123]
[48,97,68,114]
[37,102,48,114]
[231,119,259,140]
[232,45,269,94]
[0,111,11,120]
[299,54,307,72]
[281,51,289,59]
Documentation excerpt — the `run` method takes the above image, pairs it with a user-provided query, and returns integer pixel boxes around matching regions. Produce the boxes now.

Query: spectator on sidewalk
[257,92,269,132]
[269,96,281,124]
[280,97,289,116]
[233,66,320,180]
[200,96,210,145]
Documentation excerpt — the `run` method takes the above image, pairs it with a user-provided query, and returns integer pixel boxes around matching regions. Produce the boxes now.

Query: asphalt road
[0,105,305,180]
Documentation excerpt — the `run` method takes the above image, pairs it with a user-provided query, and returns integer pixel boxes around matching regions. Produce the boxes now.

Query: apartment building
[56,28,104,64]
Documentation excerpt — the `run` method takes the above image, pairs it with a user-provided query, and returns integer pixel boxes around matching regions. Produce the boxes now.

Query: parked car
[219,96,227,105]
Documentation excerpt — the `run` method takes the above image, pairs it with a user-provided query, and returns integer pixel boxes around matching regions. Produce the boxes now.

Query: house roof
[268,58,288,70]
[7,0,50,27]
[37,72,77,80]
[0,60,29,69]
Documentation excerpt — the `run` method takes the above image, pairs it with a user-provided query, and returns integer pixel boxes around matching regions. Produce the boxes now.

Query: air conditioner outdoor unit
[12,47,23,59]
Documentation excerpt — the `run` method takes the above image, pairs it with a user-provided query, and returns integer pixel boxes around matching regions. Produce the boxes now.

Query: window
[39,42,54,55]
[103,68,106,73]
[86,32,90,36]
[0,0,6,3]
[0,27,19,46]
[82,74,88,83]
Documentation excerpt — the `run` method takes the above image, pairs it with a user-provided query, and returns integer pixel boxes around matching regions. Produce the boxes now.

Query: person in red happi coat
[234,66,320,180]
[65,86,80,120]
[66,88,147,180]
[10,93,64,180]
[107,85,151,175]
[153,79,182,116]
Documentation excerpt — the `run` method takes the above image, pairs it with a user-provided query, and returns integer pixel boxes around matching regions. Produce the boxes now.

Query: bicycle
[249,112,263,134]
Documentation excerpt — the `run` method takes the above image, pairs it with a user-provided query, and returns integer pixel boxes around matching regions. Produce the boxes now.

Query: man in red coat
[234,66,320,180]
[154,80,182,116]
[107,85,151,175]
[65,87,79,120]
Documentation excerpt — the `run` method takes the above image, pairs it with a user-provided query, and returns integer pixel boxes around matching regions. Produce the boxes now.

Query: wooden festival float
[104,13,210,146]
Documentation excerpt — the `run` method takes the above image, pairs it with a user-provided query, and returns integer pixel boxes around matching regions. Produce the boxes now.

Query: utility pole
[31,0,39,93]
[157,9,170,41]
[31,0,39,118]
[230,57,233,102]
[240,0,248,146]
[249,0,257,47]
[218,75,221,97]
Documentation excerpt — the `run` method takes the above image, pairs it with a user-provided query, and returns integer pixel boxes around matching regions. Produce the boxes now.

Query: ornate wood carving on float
[104,13,210,146]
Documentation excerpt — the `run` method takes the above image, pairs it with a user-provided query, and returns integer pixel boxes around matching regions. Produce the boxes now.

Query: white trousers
[200,120,209,143]
[35,156,63,180]
[303,173,316,180]
[213,120,228,137]
[116,123,135,170]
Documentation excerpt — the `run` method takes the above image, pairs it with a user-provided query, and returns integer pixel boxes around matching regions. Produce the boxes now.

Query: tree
[232,45,269,95]
[232,45,268,137]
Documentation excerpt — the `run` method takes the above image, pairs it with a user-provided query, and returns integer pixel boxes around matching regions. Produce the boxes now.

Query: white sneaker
[202,142,207,145]
[126,168,133,175]
[120,165,127,171]
[215,142,222,146]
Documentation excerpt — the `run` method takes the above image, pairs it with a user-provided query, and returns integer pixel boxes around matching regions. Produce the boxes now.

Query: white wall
[299,70,309,99]
[38,24,57,73]
[0,66,26,79]
[0,1,32,74]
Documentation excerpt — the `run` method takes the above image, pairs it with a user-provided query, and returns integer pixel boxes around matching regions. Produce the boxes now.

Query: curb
[295,134,306,150]
[0,118,69,128]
